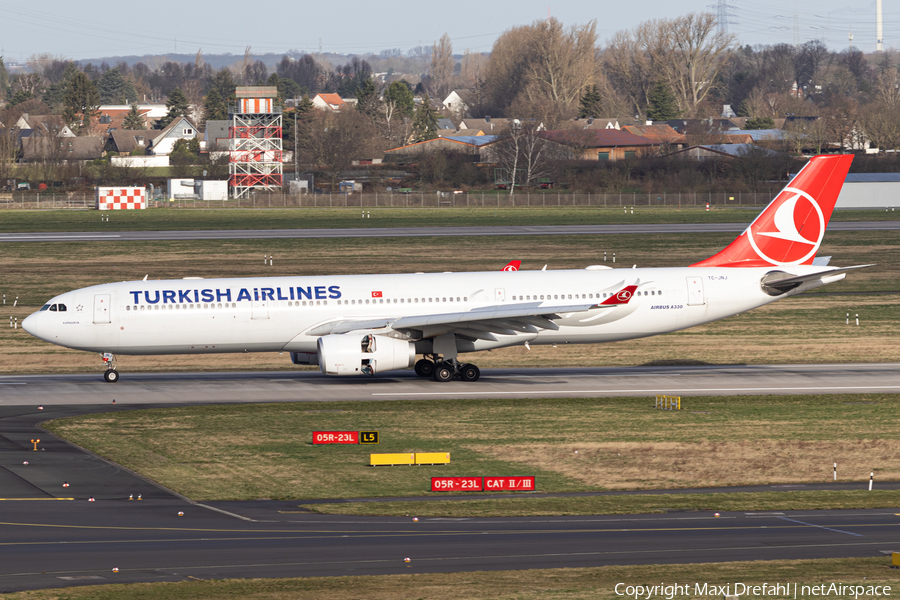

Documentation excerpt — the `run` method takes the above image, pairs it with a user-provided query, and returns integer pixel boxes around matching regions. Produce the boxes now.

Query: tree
[607,14,734,118]
[858,101,900,152]
[123,103,146,130]
[62,71,100,134]
[429,33,454,100]
[170,137,201,177]
[646,81,679,121]
[156,88,189,129]
[482,18,599,123]
[382,81,415,145]
[658,13,735,115]
[202,88,228,125]
[98,67,136,104]
[412,94,439,142]
[384,81,415,116]
[744,116,775,130]
[209,69,236,102]
[577,85,602,118]
[298,109,381,189]
[355,78,378,118]
[0,57,8,101]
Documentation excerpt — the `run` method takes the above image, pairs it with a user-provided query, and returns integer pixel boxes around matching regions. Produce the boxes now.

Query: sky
[0,0,895,64]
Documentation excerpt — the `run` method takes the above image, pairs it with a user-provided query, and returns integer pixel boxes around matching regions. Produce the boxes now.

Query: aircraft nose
[22,313,47,340]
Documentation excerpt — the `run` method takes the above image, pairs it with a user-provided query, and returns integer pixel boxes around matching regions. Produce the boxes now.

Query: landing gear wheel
[414,359,435,378]
[103,369,119,383]
[432,362,453,382]
[460,364,480,382]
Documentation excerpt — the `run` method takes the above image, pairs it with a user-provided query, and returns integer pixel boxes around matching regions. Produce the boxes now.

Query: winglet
[501,260,521,272]
[598,285,637,306]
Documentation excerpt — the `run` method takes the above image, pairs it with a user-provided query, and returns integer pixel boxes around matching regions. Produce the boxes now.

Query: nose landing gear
[101,353,119,383]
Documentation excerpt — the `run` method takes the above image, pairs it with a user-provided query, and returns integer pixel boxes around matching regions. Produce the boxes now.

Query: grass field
[44,394,900,506]
[1,229,897,375]
[3,557,897,600]
[2,206,900,233]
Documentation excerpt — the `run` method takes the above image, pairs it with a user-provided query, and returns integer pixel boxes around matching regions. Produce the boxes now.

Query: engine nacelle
[290,352,318,365]
[317,334,415,376]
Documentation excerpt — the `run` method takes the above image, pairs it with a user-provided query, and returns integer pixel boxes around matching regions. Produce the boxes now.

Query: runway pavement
[2,367,899,592]
[1,221,899,242]
[1,404,898,592]
[2,363,900,406]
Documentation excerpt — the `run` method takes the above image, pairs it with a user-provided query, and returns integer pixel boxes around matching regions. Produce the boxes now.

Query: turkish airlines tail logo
[501,260,521,271]
[692,154,854,267]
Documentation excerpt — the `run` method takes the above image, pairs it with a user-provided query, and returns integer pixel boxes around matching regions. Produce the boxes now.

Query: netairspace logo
[614,582,892,599]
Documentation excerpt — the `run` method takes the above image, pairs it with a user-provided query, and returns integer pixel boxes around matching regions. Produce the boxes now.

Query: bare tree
[857,102,900,152]
[606,14,734,118]
[429,33,454,100]
[480,18,600,121]
[299,110,382,190]
[660,13,735,116]
[518,19,599,119]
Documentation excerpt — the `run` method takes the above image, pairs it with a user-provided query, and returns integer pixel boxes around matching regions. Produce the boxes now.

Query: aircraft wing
[306,285,638,339]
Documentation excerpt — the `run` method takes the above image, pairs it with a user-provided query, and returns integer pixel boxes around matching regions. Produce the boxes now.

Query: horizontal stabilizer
[760,264,874,295]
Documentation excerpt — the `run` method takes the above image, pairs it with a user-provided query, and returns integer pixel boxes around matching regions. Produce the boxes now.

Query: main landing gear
[101,352,119,383]
[414,357,480,382]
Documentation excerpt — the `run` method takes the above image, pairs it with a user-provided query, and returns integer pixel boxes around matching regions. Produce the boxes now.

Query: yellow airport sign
[370,453,415,466]
[415,452,450,465]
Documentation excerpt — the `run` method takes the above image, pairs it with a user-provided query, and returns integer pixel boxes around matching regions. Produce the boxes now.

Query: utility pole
[294,99,299,184]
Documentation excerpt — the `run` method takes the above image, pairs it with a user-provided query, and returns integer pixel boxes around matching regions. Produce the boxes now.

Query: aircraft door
[93,294,111,324]
[251,300,269,320]
[686,276,705,306]
[494,288,506,302]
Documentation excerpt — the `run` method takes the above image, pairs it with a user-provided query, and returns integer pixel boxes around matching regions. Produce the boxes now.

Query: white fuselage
[23,265,815,357]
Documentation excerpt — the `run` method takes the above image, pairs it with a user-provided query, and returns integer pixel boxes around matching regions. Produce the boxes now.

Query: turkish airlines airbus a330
[24,154,866,383]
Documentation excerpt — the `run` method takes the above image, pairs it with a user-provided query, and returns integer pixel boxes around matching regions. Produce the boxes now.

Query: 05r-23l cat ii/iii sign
[24,154,868,383]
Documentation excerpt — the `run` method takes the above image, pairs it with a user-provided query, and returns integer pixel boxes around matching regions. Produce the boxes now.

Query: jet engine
[317,334,415,376]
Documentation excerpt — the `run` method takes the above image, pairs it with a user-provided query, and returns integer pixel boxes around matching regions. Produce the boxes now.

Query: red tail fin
[501,260,521,271]
[692,154,853,267]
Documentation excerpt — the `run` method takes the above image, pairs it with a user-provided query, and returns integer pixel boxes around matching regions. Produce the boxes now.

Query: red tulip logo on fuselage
[747,188,825,265]
[616,290,632,302]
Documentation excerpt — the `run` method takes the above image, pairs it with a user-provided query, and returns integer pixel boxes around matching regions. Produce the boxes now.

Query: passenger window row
[127,303,238,312]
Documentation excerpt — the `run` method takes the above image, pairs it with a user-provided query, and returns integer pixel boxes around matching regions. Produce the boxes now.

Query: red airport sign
[431,477,483,492]
[312,431,359,444]
[484,476,535,491]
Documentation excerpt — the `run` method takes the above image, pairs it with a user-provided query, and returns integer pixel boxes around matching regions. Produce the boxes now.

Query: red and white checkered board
[97,188,146,210]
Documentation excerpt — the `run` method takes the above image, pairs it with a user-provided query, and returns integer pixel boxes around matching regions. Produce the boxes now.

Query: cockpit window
[49,304,57,312]
[40,304,51,311]
[58,304,67,312]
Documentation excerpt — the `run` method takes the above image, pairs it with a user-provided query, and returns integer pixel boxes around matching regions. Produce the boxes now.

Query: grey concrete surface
[1,221,899,243]
[2,363,899,406]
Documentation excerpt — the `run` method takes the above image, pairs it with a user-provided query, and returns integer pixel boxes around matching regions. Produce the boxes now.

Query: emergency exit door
[93,294,111,324]
[686,277,705,306]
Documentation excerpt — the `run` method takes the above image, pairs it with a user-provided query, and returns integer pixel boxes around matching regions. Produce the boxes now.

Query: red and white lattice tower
[229,86,283,199]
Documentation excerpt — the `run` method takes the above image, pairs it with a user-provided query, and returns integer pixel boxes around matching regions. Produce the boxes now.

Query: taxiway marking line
[777,516,864,537]
[373,385,900,396]
[0,498,74,501]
